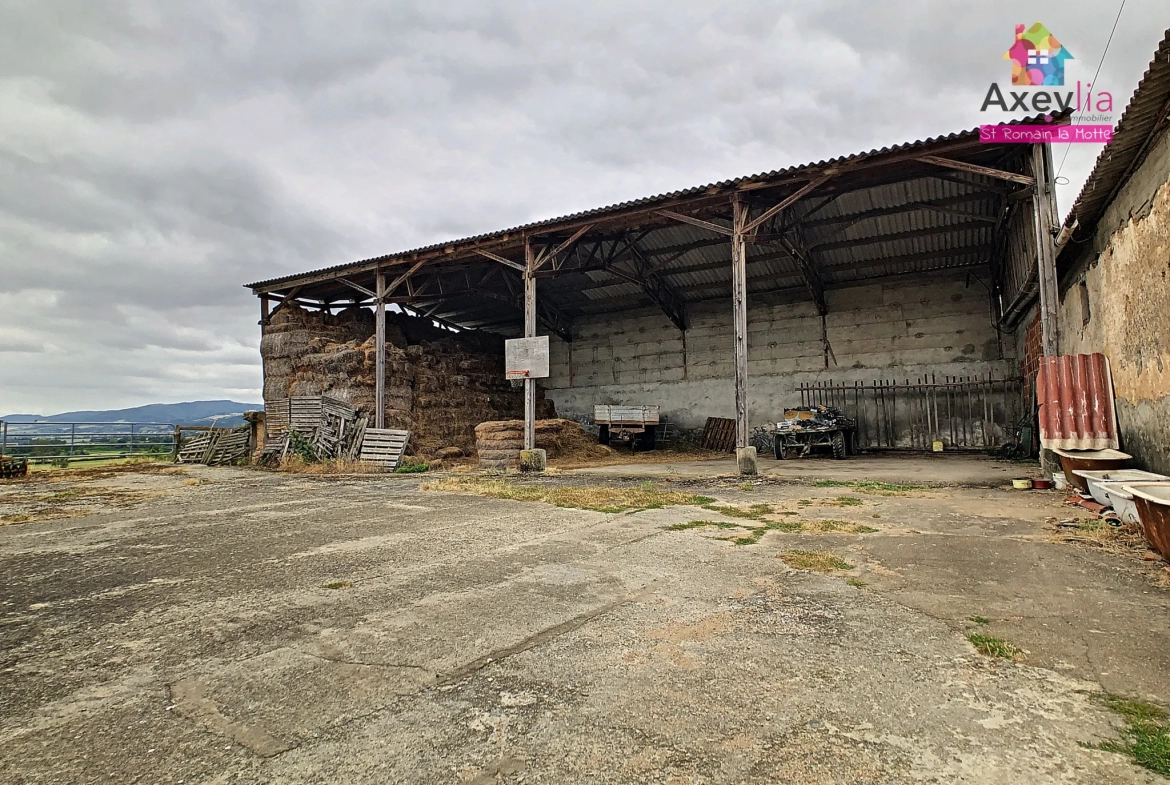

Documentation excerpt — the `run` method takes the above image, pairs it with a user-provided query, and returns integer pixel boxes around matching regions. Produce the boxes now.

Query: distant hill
[2,400,264,427]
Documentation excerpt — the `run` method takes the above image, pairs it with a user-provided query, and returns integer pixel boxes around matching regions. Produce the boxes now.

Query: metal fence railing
[0,421,179,464]
[797,374,1025,451]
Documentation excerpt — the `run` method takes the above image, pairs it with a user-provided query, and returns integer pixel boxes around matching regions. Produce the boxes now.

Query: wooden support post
[375,271,386,430]
[524,238,537,451]
[1031,144,1060,357]
[259,294,271,326]
[731,194,750,449]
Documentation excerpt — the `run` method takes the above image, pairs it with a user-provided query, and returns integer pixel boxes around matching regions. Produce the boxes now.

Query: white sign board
[505,336,550,379]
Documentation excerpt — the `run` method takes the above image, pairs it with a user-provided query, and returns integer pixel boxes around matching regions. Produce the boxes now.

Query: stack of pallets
[260,396,402,468]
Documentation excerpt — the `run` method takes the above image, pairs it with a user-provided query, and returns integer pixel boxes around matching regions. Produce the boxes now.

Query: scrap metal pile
[752,406,856,460]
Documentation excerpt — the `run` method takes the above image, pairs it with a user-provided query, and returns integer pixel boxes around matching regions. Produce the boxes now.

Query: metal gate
[797,374,1024,451]
[0,421,179,464]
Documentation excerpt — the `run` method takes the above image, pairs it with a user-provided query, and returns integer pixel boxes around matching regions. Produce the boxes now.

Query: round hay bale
[476,420,524,436]
[476,435,522,447]
[476,448,521,461]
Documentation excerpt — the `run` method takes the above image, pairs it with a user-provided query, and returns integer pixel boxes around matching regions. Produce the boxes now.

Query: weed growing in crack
[967,633,1023,660]
[1088,694,1170,777]
[813,480,926,495]
[778,550,854,572]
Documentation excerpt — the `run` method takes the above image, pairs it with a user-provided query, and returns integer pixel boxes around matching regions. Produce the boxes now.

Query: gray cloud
[1,0,1165,413]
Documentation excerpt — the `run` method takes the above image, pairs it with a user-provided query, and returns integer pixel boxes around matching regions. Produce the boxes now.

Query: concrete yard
[2,459,1169,784]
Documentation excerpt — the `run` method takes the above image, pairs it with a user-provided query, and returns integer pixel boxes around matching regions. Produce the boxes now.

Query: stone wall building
[1042,30,1170,472]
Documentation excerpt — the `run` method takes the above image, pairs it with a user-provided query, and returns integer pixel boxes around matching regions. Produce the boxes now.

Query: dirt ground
[2,458,1169,784]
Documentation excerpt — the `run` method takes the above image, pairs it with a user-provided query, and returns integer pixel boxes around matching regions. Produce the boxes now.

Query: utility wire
[1055,0,1126,179]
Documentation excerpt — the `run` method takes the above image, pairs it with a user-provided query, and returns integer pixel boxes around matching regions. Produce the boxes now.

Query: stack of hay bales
[475,419,611,470]
[261,303,554,456]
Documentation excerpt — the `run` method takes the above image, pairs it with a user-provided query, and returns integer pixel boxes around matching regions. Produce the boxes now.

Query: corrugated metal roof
[245,116,1052,291]
[245,115,1070,334]
[1059,28,1170,253]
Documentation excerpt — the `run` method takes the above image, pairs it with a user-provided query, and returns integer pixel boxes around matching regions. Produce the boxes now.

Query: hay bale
[477,448,521,461]
[435,447,464,459]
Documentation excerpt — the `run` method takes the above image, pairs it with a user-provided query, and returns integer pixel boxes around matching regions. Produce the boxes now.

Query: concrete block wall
[544,269,1018,430]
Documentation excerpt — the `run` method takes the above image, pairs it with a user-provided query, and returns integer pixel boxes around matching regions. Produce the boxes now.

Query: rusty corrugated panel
[1037,353,1119,450]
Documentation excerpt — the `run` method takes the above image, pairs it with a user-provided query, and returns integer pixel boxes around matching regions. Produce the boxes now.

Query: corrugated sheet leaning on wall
[1037,353,1119,451]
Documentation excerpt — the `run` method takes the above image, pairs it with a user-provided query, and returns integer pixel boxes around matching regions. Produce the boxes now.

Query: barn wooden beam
[475,249,526,273]
[731,194,750,460]
[375,273,386,429]
[531,223,594,271]
[742,172,835,234]
[1031,144,1059,357]
[338,278,377,300]
[523,238,537,451]
[267,286,304,319]
[779,234,827,316]
[810,219,993,254]
[917,155,1034,186]
[657,210,733,236]
[792,192,994,230]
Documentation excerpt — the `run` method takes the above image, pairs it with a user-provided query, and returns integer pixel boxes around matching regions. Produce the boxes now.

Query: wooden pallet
[178,426,253,466]
[265,399,290,440]
[700,417,737,453]
[205,427,251,465]
[359,429,411,469]
[290,397,323,437]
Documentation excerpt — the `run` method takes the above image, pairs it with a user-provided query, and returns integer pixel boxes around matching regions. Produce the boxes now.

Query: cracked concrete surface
[1,462,1168,784]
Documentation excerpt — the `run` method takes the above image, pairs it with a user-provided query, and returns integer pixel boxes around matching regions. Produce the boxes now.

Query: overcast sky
[1,1,1165,415]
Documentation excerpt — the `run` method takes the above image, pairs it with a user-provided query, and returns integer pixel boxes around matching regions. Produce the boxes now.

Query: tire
[774,438,786,460]
[598,425,610,445]
[638,428,656,451]
[831,431,846,460]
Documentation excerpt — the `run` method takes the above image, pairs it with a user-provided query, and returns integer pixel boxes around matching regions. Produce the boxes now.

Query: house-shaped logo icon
[1004,23,1073,86]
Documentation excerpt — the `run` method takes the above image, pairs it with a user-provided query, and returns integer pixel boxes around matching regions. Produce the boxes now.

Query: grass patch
[664,520,741,531]
[739,481,755,492]
[395,457,430,474]
[321,581,352,590]
[846,577,868,587]
[1049,518,1148,556]
[829,496,864,507]
[969,615,991,625]
[664,515,877,544]
[702,502,776,521]
[1090,694,1170,777]
[422,477,715,513]
[718,520,804,545]
[802,519,878,534]
[967,633,1023,660]
[812,480,927,495]
[778,550,854,572]
[1,513,32,524]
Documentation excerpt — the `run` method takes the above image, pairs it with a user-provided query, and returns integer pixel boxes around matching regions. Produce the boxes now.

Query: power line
[1055,0,1127,179]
